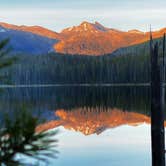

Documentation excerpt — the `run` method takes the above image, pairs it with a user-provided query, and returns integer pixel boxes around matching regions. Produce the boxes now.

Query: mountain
[55,21,145,55]
[1,21,166,55]
[55,21,166,55]
[0,26,57,55]
[0,22,60,40]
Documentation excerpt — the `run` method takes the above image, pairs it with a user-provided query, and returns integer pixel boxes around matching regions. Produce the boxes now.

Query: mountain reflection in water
[37,108,151,135]
[0,86,155,166]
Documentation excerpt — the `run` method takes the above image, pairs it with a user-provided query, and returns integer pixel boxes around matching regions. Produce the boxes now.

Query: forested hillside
[0,26,57,55]
[2,52,150,84]
[3,35,166,85]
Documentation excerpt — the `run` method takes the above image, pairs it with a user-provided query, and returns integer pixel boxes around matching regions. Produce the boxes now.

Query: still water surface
[0,86,158,166]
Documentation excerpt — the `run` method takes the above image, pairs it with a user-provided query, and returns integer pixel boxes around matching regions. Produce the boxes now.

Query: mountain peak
[94,21,109,31]
[62,21,109,34]
[128,29,144,34]
[80,21,108,32]
[80,21,91,25]
[79,21,92,31]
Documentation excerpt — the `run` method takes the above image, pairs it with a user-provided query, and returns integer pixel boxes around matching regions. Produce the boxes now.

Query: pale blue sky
[0,0,166,32]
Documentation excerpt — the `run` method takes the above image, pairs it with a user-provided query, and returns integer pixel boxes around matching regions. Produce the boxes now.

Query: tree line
[2,51,151,84]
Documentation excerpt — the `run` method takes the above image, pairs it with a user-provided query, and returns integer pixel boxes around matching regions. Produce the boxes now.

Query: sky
[0,0,166,32]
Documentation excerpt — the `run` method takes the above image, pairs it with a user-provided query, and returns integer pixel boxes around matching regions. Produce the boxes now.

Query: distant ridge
[0,21,166,55]
[0,25,57,55]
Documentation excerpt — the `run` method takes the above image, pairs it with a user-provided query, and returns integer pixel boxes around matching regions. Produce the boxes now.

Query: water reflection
[0,86,150,117]
[37,108,151,135]
[0,86,154,166]
[0,86,152,132]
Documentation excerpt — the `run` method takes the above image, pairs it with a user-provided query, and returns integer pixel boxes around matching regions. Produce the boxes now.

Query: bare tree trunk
[162,34,165,115]
[151,37,165,166]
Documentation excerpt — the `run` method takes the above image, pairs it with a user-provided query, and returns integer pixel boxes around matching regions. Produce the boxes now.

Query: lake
[0,86,159,166]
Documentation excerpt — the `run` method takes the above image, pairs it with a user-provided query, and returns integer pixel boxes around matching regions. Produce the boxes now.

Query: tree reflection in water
[0,107,58,166]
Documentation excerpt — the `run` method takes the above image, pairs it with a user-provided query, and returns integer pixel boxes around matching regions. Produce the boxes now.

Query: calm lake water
[0,86,159,166]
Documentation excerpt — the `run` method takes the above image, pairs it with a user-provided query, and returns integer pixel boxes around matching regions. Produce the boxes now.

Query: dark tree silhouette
[150,33,165,166]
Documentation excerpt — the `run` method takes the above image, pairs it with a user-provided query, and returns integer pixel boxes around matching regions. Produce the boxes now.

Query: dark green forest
[2,37,166,84]
[1,52,150,84]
